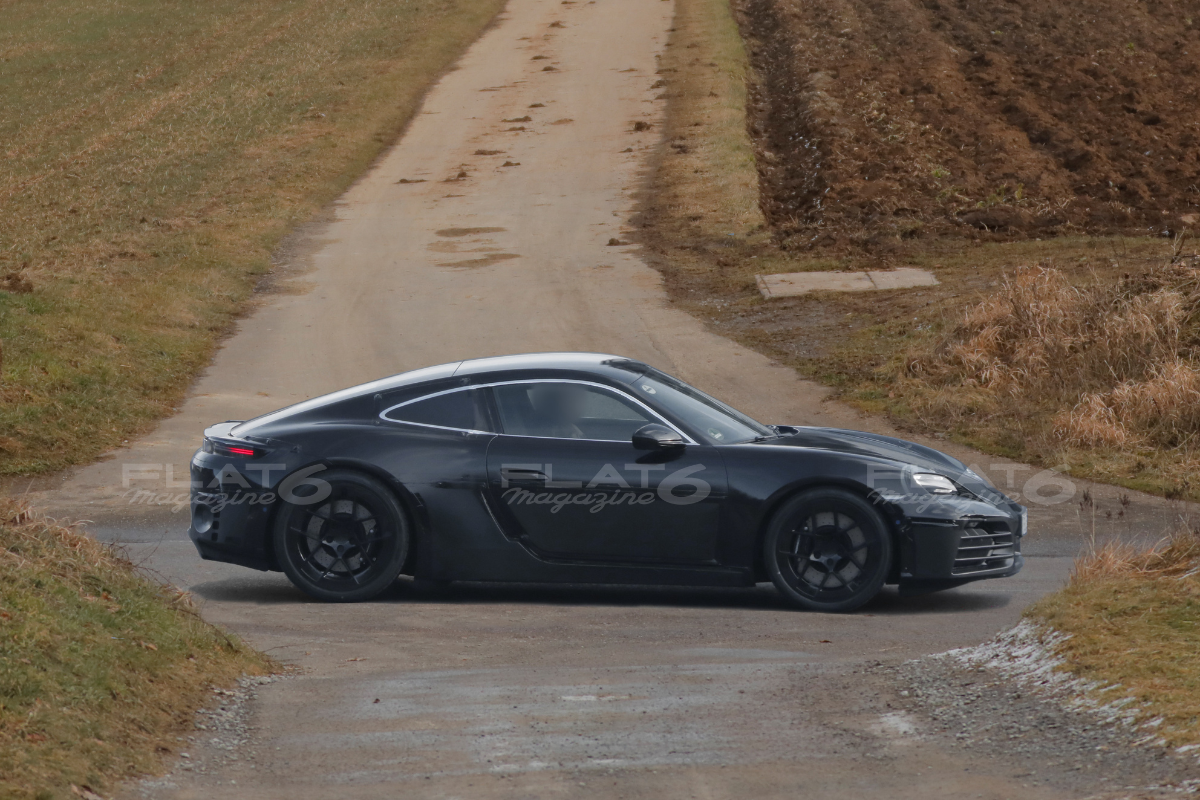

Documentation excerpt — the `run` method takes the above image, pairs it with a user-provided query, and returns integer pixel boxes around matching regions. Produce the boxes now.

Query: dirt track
[26,0,1194,796]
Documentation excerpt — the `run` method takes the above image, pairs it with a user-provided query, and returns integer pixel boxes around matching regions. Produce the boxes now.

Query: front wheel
[273,469,410,602]
[763,488,892,612]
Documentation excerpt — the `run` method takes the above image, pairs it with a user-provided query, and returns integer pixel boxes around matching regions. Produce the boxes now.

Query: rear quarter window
[382,388,492,432]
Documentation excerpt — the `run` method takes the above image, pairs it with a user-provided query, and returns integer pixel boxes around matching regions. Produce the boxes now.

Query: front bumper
[896,508,1025,592]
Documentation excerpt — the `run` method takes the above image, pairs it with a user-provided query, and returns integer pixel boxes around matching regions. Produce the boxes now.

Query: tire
[273,469,410,602]
[763,487,892,612]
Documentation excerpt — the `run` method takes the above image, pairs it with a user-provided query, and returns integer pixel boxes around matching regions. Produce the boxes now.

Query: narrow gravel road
[27,0,1190,796]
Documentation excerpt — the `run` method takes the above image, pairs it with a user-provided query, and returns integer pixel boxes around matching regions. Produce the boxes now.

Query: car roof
[452,352,648,381]
[232,353,651,435]
[231,360,462,435]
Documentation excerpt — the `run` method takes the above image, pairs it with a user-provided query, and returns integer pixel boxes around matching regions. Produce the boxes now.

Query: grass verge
[639,0,763,242]
[1028,527,1200,749]
[0,0,506,477]
[638,0,1200,500]
[0,499,270,800]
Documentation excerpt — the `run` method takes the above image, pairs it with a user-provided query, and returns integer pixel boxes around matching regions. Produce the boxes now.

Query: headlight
[913,473,957,494]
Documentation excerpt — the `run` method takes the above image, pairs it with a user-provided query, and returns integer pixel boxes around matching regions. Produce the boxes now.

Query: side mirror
[632,423,686,451]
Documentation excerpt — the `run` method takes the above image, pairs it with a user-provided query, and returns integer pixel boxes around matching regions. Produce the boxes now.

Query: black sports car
[188,353,1025,611]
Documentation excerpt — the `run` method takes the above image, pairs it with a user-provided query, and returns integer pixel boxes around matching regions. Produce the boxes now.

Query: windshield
[632,373,774,444]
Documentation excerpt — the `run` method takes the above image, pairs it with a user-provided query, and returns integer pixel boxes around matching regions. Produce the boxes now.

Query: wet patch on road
[435,227,508,237]
[436,253,521,268]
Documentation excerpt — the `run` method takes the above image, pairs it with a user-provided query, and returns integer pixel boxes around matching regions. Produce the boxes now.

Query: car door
[483,380,728,565]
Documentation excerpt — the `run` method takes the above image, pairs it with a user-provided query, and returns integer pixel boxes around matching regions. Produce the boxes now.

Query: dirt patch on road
[436,252,521,268]
[737,0,1200,250]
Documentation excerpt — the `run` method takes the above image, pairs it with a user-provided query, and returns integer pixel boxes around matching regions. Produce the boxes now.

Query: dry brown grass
[0,498,270,799]
[914,266,1190,396]
[1064,360,1200,449]
[912,262,1200,448]
[1030,525,1200,748]
[1072,526,1200,583]
[890,260,1200,496]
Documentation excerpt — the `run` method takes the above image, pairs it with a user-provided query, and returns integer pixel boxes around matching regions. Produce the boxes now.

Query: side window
[493,382,654,441]
[383,388,491,432]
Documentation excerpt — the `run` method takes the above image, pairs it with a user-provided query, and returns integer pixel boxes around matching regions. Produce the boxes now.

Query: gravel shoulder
[127,676,284,798]
[882,641,1200,798]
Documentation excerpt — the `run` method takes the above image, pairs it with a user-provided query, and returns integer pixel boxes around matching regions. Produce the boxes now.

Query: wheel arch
[266,458,430,576]
[750,478,904,582]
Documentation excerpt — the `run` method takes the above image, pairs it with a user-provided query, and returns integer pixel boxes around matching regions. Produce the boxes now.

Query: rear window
[383,388,492,432]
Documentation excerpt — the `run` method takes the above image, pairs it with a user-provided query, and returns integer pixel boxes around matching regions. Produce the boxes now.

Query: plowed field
[738,0,1200,249]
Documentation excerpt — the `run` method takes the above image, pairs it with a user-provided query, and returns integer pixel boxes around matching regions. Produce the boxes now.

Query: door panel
[485,436,728,565]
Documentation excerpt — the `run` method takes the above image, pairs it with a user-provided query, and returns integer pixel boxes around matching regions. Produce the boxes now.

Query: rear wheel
[763,488,892,612]
[273,469,409,602]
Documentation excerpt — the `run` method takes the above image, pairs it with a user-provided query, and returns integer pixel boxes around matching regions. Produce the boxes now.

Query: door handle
[501,468,549,487]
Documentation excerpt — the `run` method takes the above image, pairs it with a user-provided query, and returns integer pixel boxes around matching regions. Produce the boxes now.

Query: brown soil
[737,0,1200,251]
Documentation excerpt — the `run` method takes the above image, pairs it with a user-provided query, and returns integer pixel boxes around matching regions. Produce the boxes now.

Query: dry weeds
[902,260,1200,491]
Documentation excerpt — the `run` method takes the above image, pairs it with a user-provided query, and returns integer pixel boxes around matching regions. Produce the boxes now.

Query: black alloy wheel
[764,487,892,612]
[273,469,409,602]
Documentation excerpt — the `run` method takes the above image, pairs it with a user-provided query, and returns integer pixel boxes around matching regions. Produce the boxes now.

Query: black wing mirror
[632,423,686,451]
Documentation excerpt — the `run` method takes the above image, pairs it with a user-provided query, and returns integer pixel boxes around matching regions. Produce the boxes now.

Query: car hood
[771,427,964,471]
[768,426,1012,506]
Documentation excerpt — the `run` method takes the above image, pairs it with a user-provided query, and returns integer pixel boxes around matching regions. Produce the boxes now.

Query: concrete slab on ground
[757,267,939,298]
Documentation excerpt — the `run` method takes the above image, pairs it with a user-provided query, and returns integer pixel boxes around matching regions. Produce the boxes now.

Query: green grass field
[0,0,505,476]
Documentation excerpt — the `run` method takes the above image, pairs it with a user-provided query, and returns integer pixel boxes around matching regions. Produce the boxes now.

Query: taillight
[202,438,264,458]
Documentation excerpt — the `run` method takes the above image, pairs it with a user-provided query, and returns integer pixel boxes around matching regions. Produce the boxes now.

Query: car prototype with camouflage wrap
[189,353,1025,611]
